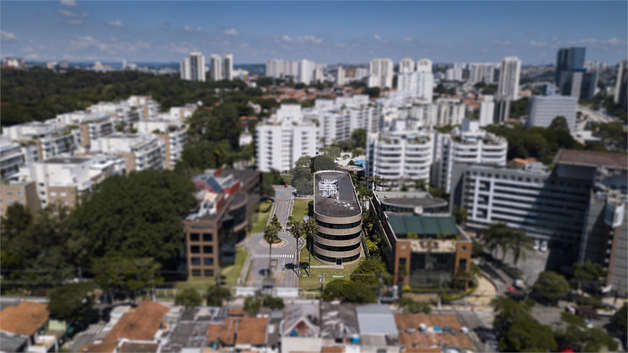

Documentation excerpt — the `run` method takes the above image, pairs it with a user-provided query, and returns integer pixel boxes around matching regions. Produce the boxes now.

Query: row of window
[189,233,213,242]
[314,241,360,252]
[191,269,214,277]
[316,230,361,241]
[190,257,214,266]
[316,219,361,229]
[3,191,23,196]
[315,252,360,264]
[190,245,213,254]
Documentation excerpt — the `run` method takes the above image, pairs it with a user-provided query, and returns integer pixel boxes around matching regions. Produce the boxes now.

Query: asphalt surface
[241,185,305,288]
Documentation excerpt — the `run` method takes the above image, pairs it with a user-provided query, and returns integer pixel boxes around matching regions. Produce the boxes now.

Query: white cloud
[374,34,381,40]
[158,42,198,54]
[1,31,17,40]
[58,10,88,17]
[297,35,321,44]
[606,37,625,45]
[282,35,292,42]
[404,37,413,41]
[568,37,627,46]
[107,20,122,26]
[529,41,548,47]
[25,54,39,59]
[224,28,239,36]
[240,43,250,48]
[493,40,512,45]
[184,26,201,32]
[60,0,77,6]
[65,19,82,25]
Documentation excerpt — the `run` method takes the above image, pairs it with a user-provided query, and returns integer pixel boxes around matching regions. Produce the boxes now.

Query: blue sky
[1,1,626,65]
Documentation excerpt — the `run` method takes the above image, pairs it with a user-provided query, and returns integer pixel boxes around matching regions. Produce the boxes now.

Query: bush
[322,280,375,303]
[175,288,203,309]
[576,296,604,309]
[442,286,476,302]
[398,297,432,314]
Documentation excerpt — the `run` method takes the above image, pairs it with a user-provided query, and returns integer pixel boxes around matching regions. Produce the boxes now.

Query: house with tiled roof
[206,316,270,351]
[0,301,60,353]
[79,301,170,353]
[393,313,474,352]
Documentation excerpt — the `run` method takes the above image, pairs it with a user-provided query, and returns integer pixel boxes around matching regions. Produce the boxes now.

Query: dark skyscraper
[556,47,586,87]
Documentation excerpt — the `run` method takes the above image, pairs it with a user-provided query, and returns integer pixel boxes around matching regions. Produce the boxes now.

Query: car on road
[284,183,288,188]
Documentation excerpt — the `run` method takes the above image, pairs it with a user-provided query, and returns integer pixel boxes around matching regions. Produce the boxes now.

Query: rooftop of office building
[375,191,448,210]
[314,171,361,218]
[554,149,628,170]
[41,157,91,165]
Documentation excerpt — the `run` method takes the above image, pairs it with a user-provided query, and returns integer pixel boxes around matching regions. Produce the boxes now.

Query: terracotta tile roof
[207,318,238,345]
[398,331,473,350]
[554,149,628,170]
[228,308,245,317]
[321,346,345,353]
[79,301,169,353]
[0,301,49,337]
[394,313,462,331]
[403,348,442,353]
[236,317,269,345]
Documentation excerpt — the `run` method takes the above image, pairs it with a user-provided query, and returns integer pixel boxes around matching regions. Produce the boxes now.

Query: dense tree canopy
[532,271,570,305]
[322,279,375,303]
[69,170,196,269]
[175,288,203,309]
[47,282,96,323]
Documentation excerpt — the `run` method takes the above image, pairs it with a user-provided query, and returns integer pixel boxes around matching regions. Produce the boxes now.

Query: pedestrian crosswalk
[253,254,292,258]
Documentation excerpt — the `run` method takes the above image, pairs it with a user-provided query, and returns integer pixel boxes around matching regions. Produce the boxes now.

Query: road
[578,105,625,125]
[241,185,305,288]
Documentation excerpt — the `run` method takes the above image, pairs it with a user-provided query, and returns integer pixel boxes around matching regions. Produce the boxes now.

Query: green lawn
[174,279,215,291]
[298,246,361,292]
[281,174,293,185]
[221,246,248,287]
[249,200,273,234]
[291,199,310,221]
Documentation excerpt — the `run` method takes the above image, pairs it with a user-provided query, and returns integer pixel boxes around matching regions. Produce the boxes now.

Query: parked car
[533,239,540,251]
[584,319,594,329]
[540,240,548,252]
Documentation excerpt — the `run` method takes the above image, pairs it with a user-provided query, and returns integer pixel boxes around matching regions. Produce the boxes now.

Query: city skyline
[1,1,627,65]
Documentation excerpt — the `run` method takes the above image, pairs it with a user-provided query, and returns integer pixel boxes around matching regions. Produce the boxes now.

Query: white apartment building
[298,59,316,84]
[399,58,415,73]
[336,66,346,86]
[416,58,432,73]
[135,120,188,169]
[468,63,496,84]
[432,119,507,193]
[397,71,434,102]
[180,52,206,82]
[355,68,368,80]
[366,130,435,189]
[210,54,222,81]
[87,96,160,124]
[0,138,25,179]
[90,133,165,172]
[497,56,521,100]
[160,104,198,122]
[255,105,317,173]
[526,95,578,131]
[54,112,114,148]
[479,95,495,127]
[368,58,393,88]
[445,68,463,81]
[2,122,77,162]
[223,54,233,81]
[432,98,466,127]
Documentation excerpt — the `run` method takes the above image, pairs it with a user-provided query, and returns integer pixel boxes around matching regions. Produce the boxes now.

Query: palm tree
[510,230,534,267]
[287,218,304,269]
[264,214,281,277]
[303,217,318,276]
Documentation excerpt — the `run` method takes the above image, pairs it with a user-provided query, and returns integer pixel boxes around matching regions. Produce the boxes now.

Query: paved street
[241,185,305,288]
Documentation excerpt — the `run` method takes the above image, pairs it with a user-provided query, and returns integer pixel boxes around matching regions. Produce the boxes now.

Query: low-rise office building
[313,170,363,265]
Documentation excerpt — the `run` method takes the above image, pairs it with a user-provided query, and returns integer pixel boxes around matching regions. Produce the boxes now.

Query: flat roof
[554,149,627,170]
[387,214,459,237]
[356,305,397,336]
[376,191,447,209]
[314,171,361,218]
[42,157,91,164]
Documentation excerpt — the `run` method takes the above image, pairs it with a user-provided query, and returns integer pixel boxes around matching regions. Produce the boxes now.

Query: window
[190,233,200,241]
[203,233,213,242]
[204,269,214,277]
[191,269,201,277]
[191,257,201,265]
[190,246,200,254]
[8,200,14,205]
[17,191,22,196]
[459,258,467,270]
[203,246,213,254]
[377,349,386,353]
[6,191,13,196]
[60,192,67,197]
[203,257,214,266]
[50,192,57,197]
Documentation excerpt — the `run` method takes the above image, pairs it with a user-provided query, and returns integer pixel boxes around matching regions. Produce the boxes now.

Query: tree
[69,170,196,270]
[312,155,337,172]
[614,302,627,331]
[261,172,277,198]
[175,288,203,309]
[206,284,232,306]
[47,282,96,323]
[287,219,305,267]
[322,279,375,303]
[293,178,313,195]
[510,229,533,267]
[490,296,535,331]
[549,116,569,131]
[92,257,163,301]
[573,259,607,291]
[1,203,32,246]
[498,316,557,352]
[262,295,285,310]
[350,129,367,149]
[292,167,312,185]
[532,271,570,305]
[294,156,312,169]
[452,205,467,225]
[264,215,281,276]
[302,217,318,274]
[243,296,262,315]
[350,258,388,288]
[319,146,341,159]
[555,312,619,352]
[398,297,431,314]
[362,87,380,99]
[482,222,513,261]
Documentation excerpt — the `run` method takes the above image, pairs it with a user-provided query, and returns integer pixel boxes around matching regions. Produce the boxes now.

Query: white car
[533,239,540,251]
[540,240,548,252]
